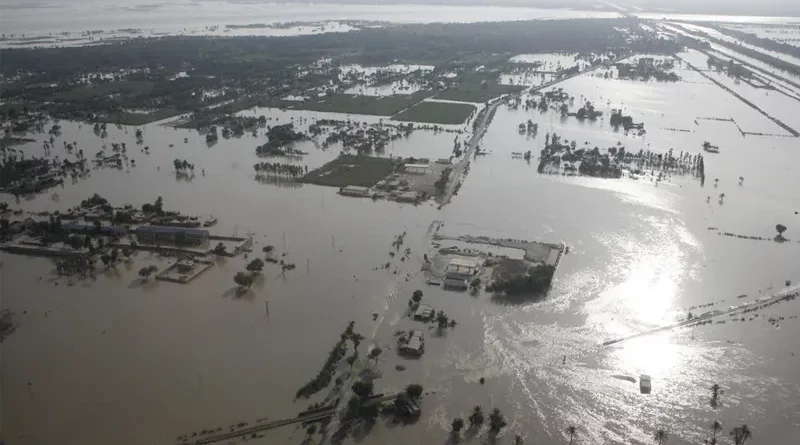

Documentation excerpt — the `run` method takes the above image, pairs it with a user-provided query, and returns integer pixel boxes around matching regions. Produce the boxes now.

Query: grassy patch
[0,137,36,149]
[174,96,284,129]
[302,155,397,187]
[437,82,524,103]
[96,109,181,126]
[393,101,476,125]
[56,81,155,102]
[290,91,434,116]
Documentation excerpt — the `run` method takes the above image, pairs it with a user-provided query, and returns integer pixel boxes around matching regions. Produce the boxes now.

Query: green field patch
[437,82,524,103]
[96,109,181,126]
[0,137,36,149]
[302,155,397,188]
[393,101,476,125]
[290,91,434,116]
[56,81,155,102]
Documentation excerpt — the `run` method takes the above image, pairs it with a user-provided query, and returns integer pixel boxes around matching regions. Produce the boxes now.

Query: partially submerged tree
[653,428,668,445]
[246,258,265,273]
[776,224,787,239]
[710,383,723,408]
[709,420,722,445]
[567,425,577,445]
[488,408,507,433]
[405,383,423,400]
[351,380,374,400]
[468,405,484,427]
[729,424,752,445]
[452,418,465,436]
[213,242,227,256]
[138,265,157,280]
[369,347,382,364]
[234,271,254,289]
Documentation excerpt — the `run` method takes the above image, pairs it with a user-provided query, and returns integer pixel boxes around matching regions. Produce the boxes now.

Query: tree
[567,425,577,445]
[710,384,723,408]
[352,380,374,399]
[93,219,102,233]
[110,247,118,264]
[405,383,423,400]
[358,402,378,422]
[213,242,227,256]
[730,424,751,445]
[776,224,787,239]
[100,254,111,267]
[653,428,668,445]
[436,311,449,329]
[305,424,317,438]
[174,159,183,171]
[514,435,524,445]
[234,271,254,289]
[246,258,265,273]
[369,347,382,364]
[710,421,722,445]
[412,289,423,303]
[468,405,484,427]
[452,418,465,435]
[488,408,507,433]
[138,265,157,280]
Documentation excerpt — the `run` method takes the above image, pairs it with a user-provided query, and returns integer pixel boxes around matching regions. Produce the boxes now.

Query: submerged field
[392,101,477,125]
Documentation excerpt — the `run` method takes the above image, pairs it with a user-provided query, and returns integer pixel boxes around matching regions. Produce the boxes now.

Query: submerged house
[339,186,371,197]
[399,329,425,356]
[414,304,434,321]
[135,226,209,246]
[443,256,481,290]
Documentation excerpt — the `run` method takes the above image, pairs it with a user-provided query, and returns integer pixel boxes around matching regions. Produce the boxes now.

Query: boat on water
[203,217,218,227]
[640,374,652,394]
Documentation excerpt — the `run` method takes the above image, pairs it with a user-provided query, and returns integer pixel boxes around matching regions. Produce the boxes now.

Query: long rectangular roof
[135,225,209,236]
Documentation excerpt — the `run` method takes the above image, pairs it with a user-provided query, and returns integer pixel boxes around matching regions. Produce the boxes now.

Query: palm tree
[710,420,722,445]
[566,425,577,445]
[451,418,464,441]
[710,383,723,408]
[468,405,484,427]
[488,408,507,433]
[730,424,752,445]
[653,428,668,445]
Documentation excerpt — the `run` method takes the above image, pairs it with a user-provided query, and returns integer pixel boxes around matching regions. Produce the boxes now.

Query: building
[62,223,128,236]
[404,163,430,175]
[443,256,481,289]
[414,304,434,321]
[135,226,209,246]
[396,191,419,203]
[339,186,371,197]
[399,329,425,356]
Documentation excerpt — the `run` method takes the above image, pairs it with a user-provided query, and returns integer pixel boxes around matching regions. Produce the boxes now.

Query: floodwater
[4,55,800,445]
[0,0,622,40]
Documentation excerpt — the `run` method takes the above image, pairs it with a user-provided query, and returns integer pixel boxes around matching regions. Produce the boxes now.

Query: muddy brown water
[3,56,800,445]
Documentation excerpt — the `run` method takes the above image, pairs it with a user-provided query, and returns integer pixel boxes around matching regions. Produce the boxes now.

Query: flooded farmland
[3,9,800,445]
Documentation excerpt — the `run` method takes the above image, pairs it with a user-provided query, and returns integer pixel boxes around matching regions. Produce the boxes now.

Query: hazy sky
[3,0,798,17]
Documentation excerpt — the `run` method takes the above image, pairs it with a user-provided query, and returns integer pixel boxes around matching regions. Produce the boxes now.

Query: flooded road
[3,53,800,445]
